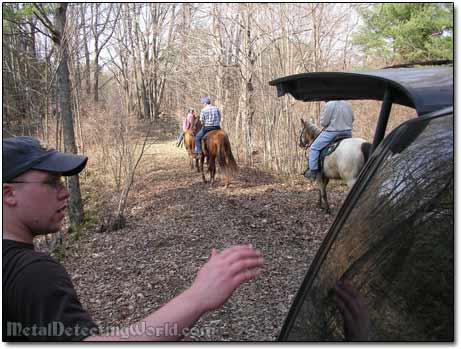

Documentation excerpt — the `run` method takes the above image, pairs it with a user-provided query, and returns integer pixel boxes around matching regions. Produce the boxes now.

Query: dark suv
[270,65,454,341]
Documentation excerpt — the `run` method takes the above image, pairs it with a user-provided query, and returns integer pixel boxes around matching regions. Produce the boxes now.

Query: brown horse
[199,129,238,187]
[183,118,202,171]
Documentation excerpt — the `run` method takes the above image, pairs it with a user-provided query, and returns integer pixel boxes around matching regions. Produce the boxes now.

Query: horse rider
[194,96,221,156]
[176,108,196,147]
[304,100,354,180]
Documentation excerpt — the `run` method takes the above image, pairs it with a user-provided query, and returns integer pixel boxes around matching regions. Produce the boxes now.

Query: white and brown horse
[299,118,372,213]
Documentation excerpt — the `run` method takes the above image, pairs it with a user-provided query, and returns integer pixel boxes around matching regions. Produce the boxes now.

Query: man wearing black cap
[3,136,96,341]
[3,136,264,341]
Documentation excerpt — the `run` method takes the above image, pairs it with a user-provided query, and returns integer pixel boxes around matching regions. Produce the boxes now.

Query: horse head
[299,118,317,148]
[192,117,202,135]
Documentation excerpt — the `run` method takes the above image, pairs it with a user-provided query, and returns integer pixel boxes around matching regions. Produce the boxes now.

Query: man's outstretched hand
[334,280,370,341]
[189,244,264,313]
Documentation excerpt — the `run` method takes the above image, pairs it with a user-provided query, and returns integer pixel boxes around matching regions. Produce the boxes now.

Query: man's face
[10,170,70,236]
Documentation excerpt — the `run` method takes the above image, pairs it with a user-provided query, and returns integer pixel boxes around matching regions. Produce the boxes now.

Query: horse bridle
[299,128,309,148]
[299,124,325,149]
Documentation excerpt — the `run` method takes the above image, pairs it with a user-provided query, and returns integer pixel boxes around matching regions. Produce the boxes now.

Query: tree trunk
[92,4,100,103]
[239,4,256,165]
[54,3,85,227]
[93,50,99,103]
[81,4,91,95]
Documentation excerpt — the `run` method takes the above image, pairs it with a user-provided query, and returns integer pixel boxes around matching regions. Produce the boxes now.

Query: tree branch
[32,3,58,41]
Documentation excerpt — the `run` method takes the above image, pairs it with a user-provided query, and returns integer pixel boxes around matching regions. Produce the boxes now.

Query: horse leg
[316,173,323,209]
[317,184,323,209]
[189,148,194,170]
[191,138,199,171]
[320,177,330,214]
[209,156,216,185]
[200,154,207,183]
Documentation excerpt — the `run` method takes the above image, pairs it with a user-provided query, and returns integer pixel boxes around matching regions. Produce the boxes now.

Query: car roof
[269,66,453,116]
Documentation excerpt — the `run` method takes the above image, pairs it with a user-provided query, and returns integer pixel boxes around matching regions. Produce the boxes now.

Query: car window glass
[285,113,454,341]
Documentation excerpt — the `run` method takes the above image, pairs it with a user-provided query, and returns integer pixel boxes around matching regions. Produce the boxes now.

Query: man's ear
[3,184,17,207]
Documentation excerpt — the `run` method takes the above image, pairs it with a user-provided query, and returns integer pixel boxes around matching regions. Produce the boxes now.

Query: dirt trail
[61,117,348,341]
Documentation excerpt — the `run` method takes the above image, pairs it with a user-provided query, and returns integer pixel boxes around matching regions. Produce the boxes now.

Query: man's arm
[85,244,264,341]
[184,115,192,130]
[320,102,333,127]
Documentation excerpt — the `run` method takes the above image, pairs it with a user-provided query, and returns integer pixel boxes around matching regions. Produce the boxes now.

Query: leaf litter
[55,126,348,341]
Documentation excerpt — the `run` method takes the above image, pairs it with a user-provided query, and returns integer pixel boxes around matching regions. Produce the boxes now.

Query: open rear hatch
[270,66,454,341]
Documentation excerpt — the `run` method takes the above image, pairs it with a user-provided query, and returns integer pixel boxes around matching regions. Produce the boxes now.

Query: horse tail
[361,142,372,164]
[219,134,238,179]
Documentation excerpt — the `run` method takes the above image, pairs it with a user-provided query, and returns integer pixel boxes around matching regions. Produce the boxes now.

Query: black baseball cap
[3,136,88,183]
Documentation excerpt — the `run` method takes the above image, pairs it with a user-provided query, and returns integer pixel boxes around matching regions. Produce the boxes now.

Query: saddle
[318,135,351,171]
[202,127,221,143]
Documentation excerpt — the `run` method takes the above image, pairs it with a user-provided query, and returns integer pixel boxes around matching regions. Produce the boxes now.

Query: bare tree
[33,3,85,227]
[80,4,91,95]
[3,3,373,234]
[90,3,120,103]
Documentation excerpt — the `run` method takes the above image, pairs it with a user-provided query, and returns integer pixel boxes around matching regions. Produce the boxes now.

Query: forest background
[2,3,453,231]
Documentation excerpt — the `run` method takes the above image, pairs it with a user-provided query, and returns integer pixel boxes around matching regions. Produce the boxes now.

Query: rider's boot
[304,169,318,181]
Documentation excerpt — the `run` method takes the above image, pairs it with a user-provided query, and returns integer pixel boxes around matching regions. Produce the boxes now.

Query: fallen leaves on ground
[56,120,348,341]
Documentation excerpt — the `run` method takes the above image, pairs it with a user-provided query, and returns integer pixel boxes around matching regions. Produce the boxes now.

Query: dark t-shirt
[2,239,98,341]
